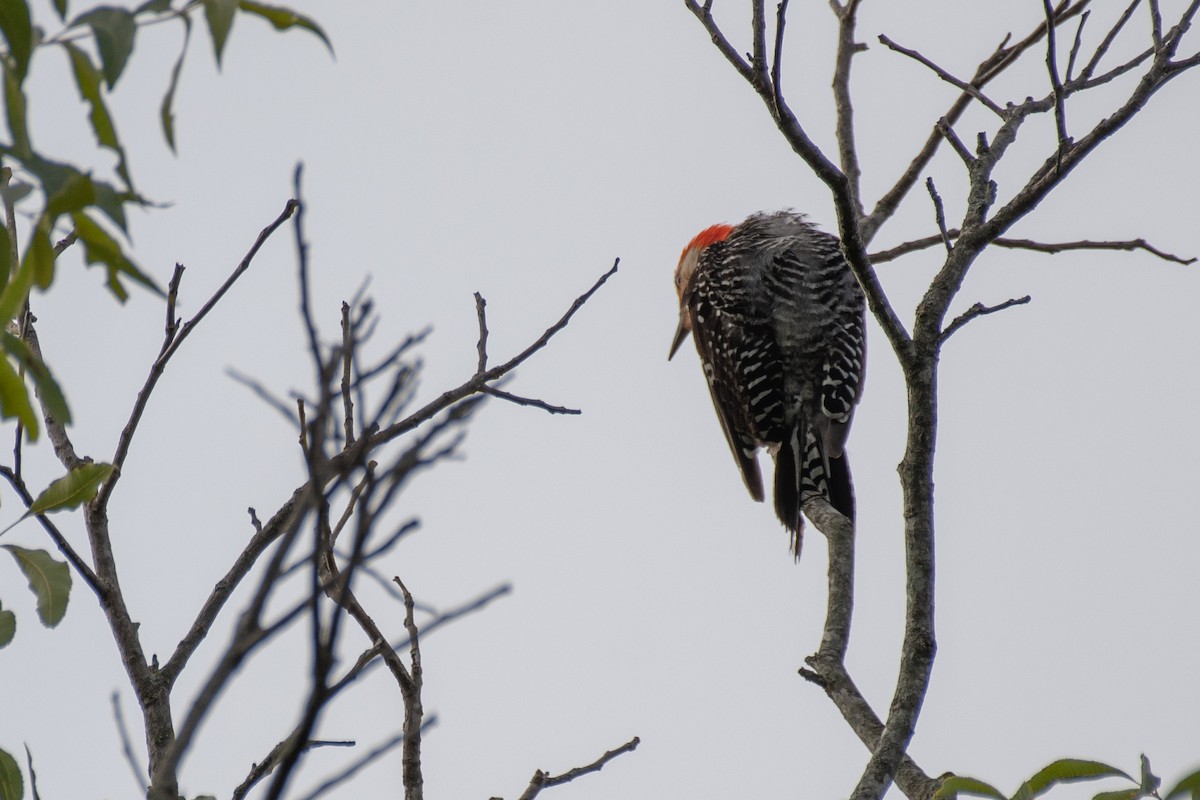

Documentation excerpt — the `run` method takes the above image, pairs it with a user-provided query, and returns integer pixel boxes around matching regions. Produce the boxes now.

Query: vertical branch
[831,0,866,220]
[394,578,425,800]
[1043,0,1071,151]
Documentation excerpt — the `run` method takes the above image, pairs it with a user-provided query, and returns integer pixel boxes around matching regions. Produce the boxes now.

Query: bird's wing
[685,271,782,504]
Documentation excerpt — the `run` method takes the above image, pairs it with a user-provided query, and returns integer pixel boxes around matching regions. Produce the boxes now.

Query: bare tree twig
[293,721,438,800]
[1043,0,1072,151]
[395,577,425,800]
[482,386,581,415]
[474,292,489,373]
[111,692,148,795]
[869,232,1194,265]
[513,736,641,800]
[878,34,1006,117]
[98,198,298,508]
[940,296,1033,343]
[925,179,952,255]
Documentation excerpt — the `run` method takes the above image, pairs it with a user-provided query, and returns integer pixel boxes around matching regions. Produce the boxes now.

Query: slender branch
[830,0,865,219]
[869,233,1195,265]
[111,692,148,795]
[940,296,1033,343]
[474,292,489,373]
[514,736,641,800]
[1043,0,1072,150]
[936,118,975,166]
[293,722,437,800]
[98,198,298,508]
[924,179,952,255]
[395,578,425,800]
[878,35,1006,118]
[354,260,618,456]
[481,386,581,415]
[864,1,1091,241]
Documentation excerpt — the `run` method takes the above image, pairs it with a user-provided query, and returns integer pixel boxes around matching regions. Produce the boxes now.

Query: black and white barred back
[683,211,866,555]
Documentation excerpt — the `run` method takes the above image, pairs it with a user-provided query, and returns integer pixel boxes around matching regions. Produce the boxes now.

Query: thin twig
[1043,0,1072,153]
[869,232,1194,265]
[514,736,641,800]
[482,386,581,415]
[878,34,1006,117]
[925,179,952,255]
[293,721,438,800]
[940,296,1033,343]
[111,692,148,795]
[474,292,489,373]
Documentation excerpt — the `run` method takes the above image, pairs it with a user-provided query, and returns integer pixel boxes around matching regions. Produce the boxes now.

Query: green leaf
[53,0,68,22]
[1092,791,1142,800]
[238,1,332,54]
[160,14,191,152]
[0,599,14,648]
[71,212,162,300]
[0,332,70,426]
[29,462,114,516]
[933,775,1007,800]
[1013,760,1133,800]
[4,65,31,158]
[0,353,38,438]
[202,0,236,67]
[44,170,95,222]
[0,0,34,81]
[63,42,131,189]
[2,545,71,627]
[1165,767,1200,800]
[71,7,137,89]
[0,747,21,800]
[26,221,53,291]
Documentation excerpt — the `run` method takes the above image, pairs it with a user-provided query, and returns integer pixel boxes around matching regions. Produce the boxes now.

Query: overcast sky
[5,2,1199,799]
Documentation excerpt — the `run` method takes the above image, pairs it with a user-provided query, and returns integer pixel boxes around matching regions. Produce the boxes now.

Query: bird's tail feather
[774,423,856,559]
[773,423,805,558]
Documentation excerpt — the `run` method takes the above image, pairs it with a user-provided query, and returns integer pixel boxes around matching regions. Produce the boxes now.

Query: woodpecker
[669,211,866,557]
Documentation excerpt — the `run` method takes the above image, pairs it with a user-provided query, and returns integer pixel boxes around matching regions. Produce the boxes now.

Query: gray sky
[4,2,1199,798]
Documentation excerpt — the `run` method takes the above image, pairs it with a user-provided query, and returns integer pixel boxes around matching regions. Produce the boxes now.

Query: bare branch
[293,723,437,800]
[936,118,975,166]
[482,386,581,416]
[995,236,1195,263]
[878,34,1006,118]
[354,259,617,457]
[1066,10,1091,80]
[227,368,301,426]
[870,232,1195,265]
[111,692,148,795]
[866,1,1091,241]
[924,178,952,255]
[395,578,425,800]
[1080,0,1141,82]
[99,198,298,508]
[514,736,641,800]
[829,0,866,218]
[1043,0,1072,150]
[474,292,489,373]
[940,296,1033,344]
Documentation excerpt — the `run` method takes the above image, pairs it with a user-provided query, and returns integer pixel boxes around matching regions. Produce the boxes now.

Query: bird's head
[670,223,734,359]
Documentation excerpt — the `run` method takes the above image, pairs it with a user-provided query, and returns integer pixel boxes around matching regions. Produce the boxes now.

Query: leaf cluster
[938,756,1200,800]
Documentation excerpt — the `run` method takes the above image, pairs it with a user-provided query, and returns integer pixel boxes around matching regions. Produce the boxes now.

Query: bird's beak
[668,313,689,361]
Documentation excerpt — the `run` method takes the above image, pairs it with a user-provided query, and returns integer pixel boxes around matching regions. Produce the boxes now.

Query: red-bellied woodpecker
[669,211,866,557]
